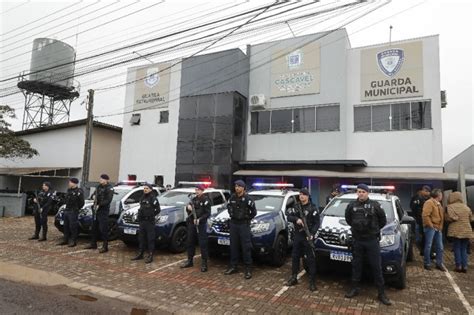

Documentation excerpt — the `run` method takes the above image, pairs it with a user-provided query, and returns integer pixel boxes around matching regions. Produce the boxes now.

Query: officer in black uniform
[410,185,431,255]
[58,178,85,247]
[224,180,257,279]
[286,188,320,291]
[326,188,340,206]
[131,184,160,264]
[85,174,114,253]
[344,183,391,306]
[28,182,54,241]
[181,184,211,272]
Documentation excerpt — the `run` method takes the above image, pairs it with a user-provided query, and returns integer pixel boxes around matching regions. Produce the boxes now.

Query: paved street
[1,216,473,314]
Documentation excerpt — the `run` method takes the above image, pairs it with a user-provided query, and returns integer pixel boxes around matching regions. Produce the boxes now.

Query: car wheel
[107,217,119,241]
[270,234,287,267]
[169,225,187,253]
[393,263,407,289]
[406,237,414,262]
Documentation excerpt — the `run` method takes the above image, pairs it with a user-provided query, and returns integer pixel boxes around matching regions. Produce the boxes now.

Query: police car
[117,182,230,253]
[208,183,300,267]
[314,185,414,289]
[54,181,165,240]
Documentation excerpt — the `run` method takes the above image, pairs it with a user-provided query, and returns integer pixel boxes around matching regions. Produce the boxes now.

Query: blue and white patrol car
[208,183,300,267]
[314,185,415,289]
[117,182,230,253]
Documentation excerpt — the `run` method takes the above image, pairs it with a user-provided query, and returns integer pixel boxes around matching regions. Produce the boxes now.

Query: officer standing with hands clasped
[286,188,320,291]
[224,180,257,279]
[58,178,85,247]
[181,184,211,272]
[344,183,392,306]
[29,182,54,241]
[85,174,114,253]
[131,184,160,264]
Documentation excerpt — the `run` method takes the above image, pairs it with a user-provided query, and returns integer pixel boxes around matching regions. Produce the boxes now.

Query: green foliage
[0,105,38,159]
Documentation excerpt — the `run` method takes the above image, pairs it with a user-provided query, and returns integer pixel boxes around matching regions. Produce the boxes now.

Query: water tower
[17,38,80,130]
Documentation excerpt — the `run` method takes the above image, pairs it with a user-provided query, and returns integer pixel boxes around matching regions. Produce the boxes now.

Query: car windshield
[158,191,191,207]
[323,198,395,222]
[249,195,284,212]
[112,189,130,202]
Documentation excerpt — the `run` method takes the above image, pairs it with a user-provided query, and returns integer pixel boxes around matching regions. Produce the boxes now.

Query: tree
[0,105,38,159]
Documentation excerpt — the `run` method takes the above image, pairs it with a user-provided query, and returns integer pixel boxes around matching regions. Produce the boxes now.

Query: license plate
[124,228,137,235]
[59,220,64,225]
[330,251,352,262]
[217,237,230,246]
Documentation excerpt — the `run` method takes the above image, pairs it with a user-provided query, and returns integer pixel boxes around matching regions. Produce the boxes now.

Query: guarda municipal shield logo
[144,67,160,88]
[377,48,404,77]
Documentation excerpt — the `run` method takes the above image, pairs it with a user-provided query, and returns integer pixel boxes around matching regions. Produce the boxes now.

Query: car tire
[107,217,119,241]
[406,237,414,262]
[393,263,407,289]
[169,225,187,253]
[270,234,287,267]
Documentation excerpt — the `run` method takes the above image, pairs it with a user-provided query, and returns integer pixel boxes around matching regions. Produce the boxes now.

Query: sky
[0,0,472,163]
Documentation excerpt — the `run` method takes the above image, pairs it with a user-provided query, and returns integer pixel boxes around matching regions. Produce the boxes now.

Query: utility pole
[81,89,94,196]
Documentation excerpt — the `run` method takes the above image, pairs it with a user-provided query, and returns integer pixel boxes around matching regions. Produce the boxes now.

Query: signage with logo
[133,62,171,110]
[271,42,320,97]
[360,41,423,101]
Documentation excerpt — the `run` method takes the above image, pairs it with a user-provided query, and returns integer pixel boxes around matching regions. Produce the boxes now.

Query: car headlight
[251,222,271,234]
[379,234,396,247]
[156,215,168,224]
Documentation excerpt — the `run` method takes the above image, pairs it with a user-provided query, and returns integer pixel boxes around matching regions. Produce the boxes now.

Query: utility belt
[64,208,79,212]
[138,215,155,222]
[230,218,250,225]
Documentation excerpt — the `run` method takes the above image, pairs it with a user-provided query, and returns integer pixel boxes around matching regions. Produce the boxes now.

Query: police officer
[344,183,391,306]
[326,188,340,206]
[131,184,160,264]
[58,178,85,247]
[286,188,320,291]
[28,182,54,241]
[410,185,431,255]
[224,180,257,279]
[85,174,114,253]
[181,184,211,272]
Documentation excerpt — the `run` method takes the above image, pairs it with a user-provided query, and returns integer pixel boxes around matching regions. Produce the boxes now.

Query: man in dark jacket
[29,182,54,241]
[286,188,320,291]
[181,184,211,272]
[410,185,431,254]
[85,174,114,253]
[131,184,160,264]
[224,180,257,279]
[344,183,391,306]
[58,178,85,247]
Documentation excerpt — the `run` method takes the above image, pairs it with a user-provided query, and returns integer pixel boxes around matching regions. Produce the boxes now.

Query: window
[316,105,339,131]
[210,192,224,205]
[271,109,293,133]
[223,191,231,201]
[127,190,144,204]
[130,113,141,125]
[395,200,404,221]
[154,175,164,186]
[354,100,431,132]
[294,107,315,132]
[159,111,169,124]
[250,111,270,134]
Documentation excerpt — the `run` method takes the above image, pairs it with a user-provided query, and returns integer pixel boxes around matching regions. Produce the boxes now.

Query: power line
[0,0,30,15]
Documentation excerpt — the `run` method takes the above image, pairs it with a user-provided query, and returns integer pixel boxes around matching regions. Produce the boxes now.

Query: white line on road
[444,269,474,314]
[62,244,120,255]
[271,269,306,301]
[148,255,202,274]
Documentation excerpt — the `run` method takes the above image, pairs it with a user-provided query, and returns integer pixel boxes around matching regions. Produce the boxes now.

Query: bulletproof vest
[65,188,83,211]
[229,195,252,221]
[38,191,51,207]
[138,194,156,219]
[192,195,210,218]
[351,202,377,233]
[96,184,111,204]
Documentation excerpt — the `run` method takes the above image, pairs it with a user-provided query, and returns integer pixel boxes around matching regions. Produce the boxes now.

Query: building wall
[346,36,443,172]
[246,30,350,161]
[444,145,474,174]
[90,127,122,182]
[118,62,182,186]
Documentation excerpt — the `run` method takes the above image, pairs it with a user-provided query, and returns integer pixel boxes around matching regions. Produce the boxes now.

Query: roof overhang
[0,167,80,178]
[239,160,368,167]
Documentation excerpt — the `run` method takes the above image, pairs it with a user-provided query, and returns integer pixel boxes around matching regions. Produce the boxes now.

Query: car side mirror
[401,215,415,226]
[124,198,136,205]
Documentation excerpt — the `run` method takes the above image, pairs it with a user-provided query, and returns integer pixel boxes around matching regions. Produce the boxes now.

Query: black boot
[144,252,153,264]
[345,287,360,298]
[309,278,317,292]
[84,243,97,250]
[181,258,193,268]
[28,234,39,240]
[286,275,298,286]
[68,240,77,247]
[99,241,108,253]
[378,292,392,306]
[131,251,144,261]
[38,232,47,242]
[57,239,68,246]
[201,259,208,272]
[244,266,252,280]
[224,266,238,275]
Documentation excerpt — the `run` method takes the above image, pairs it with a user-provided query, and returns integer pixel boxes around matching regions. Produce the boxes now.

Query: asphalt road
[0,278,150,315]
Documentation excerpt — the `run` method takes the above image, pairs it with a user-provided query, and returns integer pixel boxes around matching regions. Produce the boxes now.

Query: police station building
[118,29,462,208]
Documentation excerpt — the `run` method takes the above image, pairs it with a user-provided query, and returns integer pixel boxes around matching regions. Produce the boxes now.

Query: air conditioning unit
[440,90,447,108]
[249,94,266,110]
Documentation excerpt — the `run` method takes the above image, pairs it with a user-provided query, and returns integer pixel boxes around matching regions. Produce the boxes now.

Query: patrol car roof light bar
[340,185,395,191]
[252,183,295,188]
[178,181,212,187]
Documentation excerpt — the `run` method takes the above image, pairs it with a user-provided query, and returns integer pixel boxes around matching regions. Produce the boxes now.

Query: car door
[395,198,410,255]
[208,191,226,216]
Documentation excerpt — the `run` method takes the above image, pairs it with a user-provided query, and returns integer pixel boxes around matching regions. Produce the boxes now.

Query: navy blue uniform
[227,193,257,268]
[137,192,160,254]
[186,194,211,260]
[286,201,320,282]
[63,187,85,244]
[90,183,114,246]
[33,190,54,239]
[345,198,387,293]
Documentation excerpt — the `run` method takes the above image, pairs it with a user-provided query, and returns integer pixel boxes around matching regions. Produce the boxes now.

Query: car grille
[122,212,138,224]
[212,219,230,234]
[318,228,352,247]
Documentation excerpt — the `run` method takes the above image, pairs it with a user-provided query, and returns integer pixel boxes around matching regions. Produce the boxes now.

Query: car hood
[319,214,395,235]
[212,209,277,222]
[122,204,180,215]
